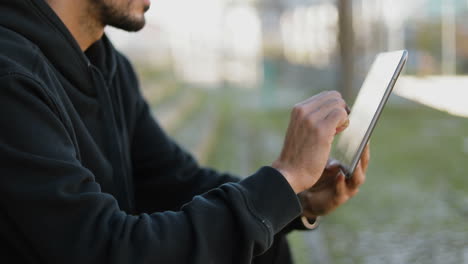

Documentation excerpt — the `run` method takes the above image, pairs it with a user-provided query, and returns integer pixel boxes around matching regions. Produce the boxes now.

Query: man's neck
[46,0,104,51]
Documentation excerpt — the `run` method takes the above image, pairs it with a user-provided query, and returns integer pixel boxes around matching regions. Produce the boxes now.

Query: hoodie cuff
[238,166,302,235]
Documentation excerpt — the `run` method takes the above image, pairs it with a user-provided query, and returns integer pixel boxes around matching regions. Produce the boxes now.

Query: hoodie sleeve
[0,73,302,263]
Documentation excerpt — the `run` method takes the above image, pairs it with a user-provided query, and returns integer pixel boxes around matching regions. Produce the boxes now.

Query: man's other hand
[300,144,370,218]
[272,91,350,194]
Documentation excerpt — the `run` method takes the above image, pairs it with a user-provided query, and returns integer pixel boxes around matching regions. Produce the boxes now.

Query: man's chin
[110,18,146,32]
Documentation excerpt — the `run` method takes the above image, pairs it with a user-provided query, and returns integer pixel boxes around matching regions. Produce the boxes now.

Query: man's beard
[92,0,149,32]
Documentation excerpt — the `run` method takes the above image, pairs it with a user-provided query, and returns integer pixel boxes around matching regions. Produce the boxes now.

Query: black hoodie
[0,0,302,263]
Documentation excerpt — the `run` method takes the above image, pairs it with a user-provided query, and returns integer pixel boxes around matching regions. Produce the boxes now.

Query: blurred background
[107,0,468,263]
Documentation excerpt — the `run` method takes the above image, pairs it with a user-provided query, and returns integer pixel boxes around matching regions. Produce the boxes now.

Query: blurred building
[107,0,468,89]
[108,0,263,88]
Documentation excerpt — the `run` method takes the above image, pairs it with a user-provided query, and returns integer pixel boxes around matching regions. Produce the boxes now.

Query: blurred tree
[441,0,457,74]
[338,0,354,102]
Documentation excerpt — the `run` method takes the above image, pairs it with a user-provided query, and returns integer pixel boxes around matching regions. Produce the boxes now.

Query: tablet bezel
[339,50,408,178]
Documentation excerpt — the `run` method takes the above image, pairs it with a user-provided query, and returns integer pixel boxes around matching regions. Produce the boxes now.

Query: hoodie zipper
[88,64,134,213]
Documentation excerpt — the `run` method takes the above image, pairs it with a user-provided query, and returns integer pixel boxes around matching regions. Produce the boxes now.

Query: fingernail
[345,105,351,114]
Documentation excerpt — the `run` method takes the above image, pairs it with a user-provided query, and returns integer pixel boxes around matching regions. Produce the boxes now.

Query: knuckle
[326,98,339,105]
[326,109,340,120]
[328,90,342,98]
[337,98,346,107]
[332,108,348,119]
[292,105,305,118]
[328,98,346,108]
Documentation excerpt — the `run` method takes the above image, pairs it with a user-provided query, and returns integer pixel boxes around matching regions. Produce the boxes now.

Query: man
[0,0,368,263]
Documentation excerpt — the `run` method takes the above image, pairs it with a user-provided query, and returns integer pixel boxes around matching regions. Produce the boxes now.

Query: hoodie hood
[0,0,116,96]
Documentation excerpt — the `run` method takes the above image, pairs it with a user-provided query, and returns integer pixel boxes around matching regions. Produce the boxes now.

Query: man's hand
[300,145,370,218]
[272,91,350,194]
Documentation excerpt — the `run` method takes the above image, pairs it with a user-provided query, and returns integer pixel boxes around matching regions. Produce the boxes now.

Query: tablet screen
[333,50,408,177]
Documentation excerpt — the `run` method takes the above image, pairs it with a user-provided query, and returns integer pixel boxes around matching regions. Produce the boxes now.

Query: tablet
[333,50,408,178]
